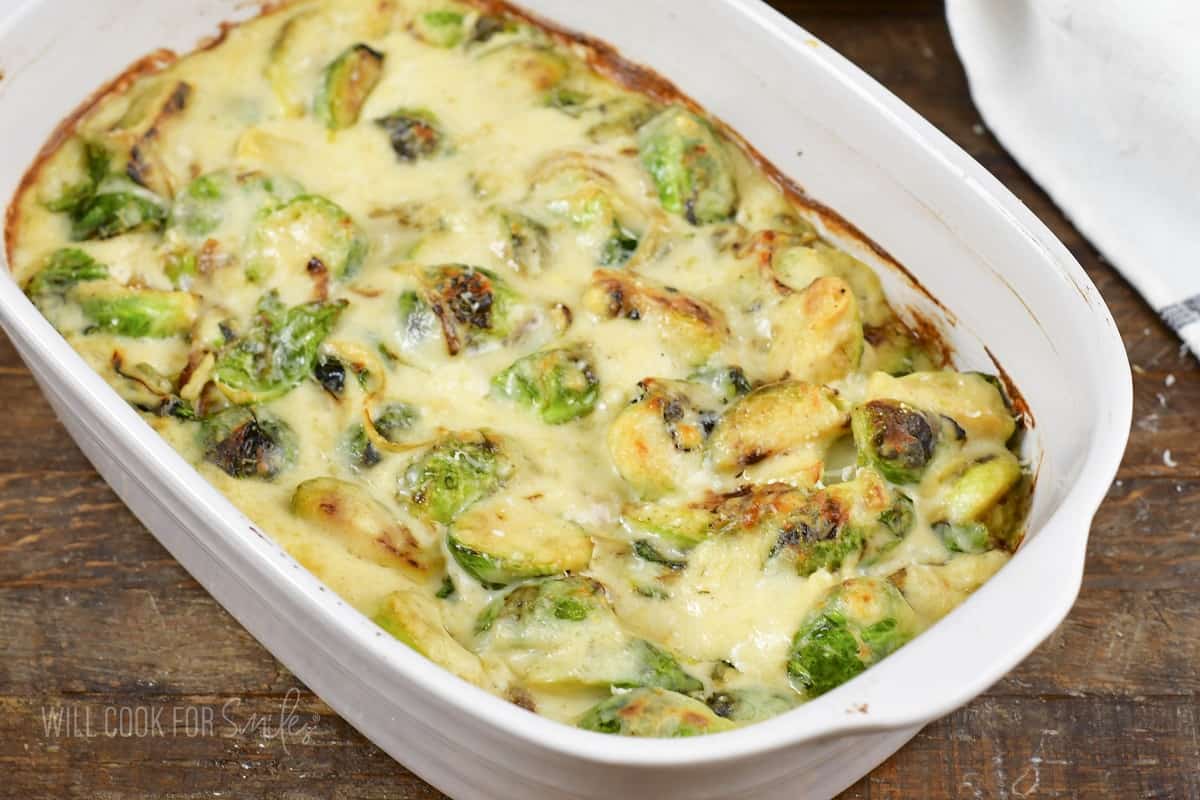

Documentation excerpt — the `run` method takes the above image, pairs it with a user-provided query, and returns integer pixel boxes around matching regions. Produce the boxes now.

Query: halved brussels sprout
[169,169,302,240]
[24,248,108,297]
[291,477,439,576]
[866,371,1016,444]
[607,379,726,499]
[583,270,728,364]
[213,292,347,404]
[495,208,550,273]
[491,346,599,424]
[624,502,714,551]
[771,241,891,327]
[689,365,752,402]
[372,402,420,442]
[340,424,381,470]
[398,431,513,524]
[448,496,593,587]
[409,10,467,48]
[787,576,920,698]
[578,688,734,737]
[373,590,489,686]
[706,381,847,474]
[768,275,864,385]
[199,407,296,480]
[72,282,197,338]
[475,576,702,692]
[265,9,319,117]
[637,107,738,225]
[417,265,520,355]
[478,41,570,92]
[895,550,1010,621]
[245,195,368,281]
[851,399,946,484]
[315,44,385,130]
[932,450,1028,553]
[705,688,798,724]
[375,108,448,162]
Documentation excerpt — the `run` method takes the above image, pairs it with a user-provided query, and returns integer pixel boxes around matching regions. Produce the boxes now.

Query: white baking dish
[0,1,1132,797]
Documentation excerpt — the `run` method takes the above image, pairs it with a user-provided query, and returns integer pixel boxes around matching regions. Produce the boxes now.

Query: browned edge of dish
[1,0,1032,438]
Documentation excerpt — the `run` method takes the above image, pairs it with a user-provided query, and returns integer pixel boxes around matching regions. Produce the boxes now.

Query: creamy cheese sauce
[7,0,1031,734]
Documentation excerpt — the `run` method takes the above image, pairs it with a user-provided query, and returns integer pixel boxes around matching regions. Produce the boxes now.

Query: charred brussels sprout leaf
[492,347,599,424]
[25,248,109,297]
[376,108,447,162]
[313,355,347,396]
[637,107,737,225]
[787,577,919,698]
[851,399,939,484]
[315,44,385,130]
[448,497,593,587]
[74,283,197,338]
[246,195,368,281]
[398,432,512,524]
[200,407,296,480]
[419,265,519,355]
[410,10,467,48]
[213,292,347,403]
[578,689,734,737]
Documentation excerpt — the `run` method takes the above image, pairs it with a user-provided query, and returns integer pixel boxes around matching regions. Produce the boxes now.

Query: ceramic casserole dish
[0,0,1132,797]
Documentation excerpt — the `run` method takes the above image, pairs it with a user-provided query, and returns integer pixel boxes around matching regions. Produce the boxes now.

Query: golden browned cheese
[7,0,1030,731]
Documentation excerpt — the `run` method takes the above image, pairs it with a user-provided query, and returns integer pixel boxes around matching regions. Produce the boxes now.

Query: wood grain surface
[2,1,1197,797]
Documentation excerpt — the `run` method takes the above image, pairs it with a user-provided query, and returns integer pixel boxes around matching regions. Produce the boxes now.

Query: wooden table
[3,2,1197,797]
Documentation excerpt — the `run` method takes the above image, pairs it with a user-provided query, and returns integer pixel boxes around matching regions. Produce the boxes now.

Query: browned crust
[3,0,1028,420]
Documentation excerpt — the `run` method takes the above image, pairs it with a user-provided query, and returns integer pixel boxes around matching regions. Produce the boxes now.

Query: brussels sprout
[624,502,713,550]
[340,424,381,470]
[578,689,734,737]
[599,222,639,267]
[866,371,1017,444]
[169,169,302,240]
[72,282,197,338]
[544,86,591,116]
[448,497,594,587]
[583,270,728,364]
[787,576,920,698]
[373,590,489,686]
[199,407,296,480]
[245,195,368,281]
[495,208,550,273]
[467,14,517,46]
[637,107,737,225]
[69,179,168,241]
[771,241,892,327]
[372,402,420,442]
[706,381,847,474]
[265,8,319,117]
[418,265,520,355]
[851,399,946,484]
[631,539,688,570]
[491,347,599,424]
[689,365,752,402]
[315,44,385,130]
[475,577,701,691]
[24,248,109,297]
[478,42,570,92]
[607,379,726,499]
[213,292,347,404]
[586,96,661,142]
[313,355,347,396]
[45,140,111,215]
[398,431,513,524]
[768,275,864,385]
[862,318,936,377]
[932,450,1028,552]
[409,10,467,47]
[375,108,447,162]
[291,478,439,575]
[706,688,798,723]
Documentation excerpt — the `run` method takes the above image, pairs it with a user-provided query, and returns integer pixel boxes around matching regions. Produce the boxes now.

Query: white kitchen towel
[946,0,1200,352]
